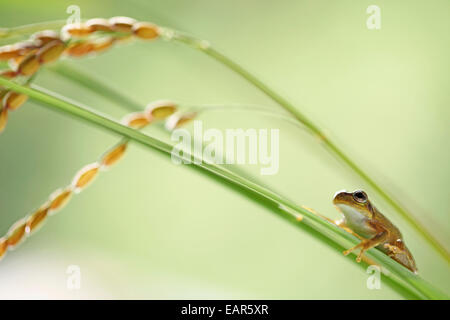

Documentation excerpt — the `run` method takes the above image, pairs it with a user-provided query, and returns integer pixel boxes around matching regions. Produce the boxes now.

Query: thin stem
[0,76,446,299]
[0,20,67,39]
[47,63,143,112]
[165,29,450,263]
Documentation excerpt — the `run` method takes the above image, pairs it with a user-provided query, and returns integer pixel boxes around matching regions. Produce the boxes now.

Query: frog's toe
[344,242,367,262]
[343,245,359,256]
[343,248,352,256]
[384,243,402,254]
[356,249,366,262]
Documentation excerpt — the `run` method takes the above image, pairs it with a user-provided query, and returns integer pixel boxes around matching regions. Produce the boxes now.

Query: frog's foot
[343,242,366,263]
[343,231,389,263]
[384,243,402,256]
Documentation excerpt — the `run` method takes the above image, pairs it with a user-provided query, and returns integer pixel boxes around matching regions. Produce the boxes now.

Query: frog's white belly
[337,204,376,238]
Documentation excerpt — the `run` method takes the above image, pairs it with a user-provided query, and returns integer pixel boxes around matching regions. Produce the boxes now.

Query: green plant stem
[47,64,143,112]
[0,76,446,299]
[0,20,67,38]
[165,29,450,264]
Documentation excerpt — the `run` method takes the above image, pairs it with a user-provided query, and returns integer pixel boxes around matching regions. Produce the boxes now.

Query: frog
[333,190,417,273]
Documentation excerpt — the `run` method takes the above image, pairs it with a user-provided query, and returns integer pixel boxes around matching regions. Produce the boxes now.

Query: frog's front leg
[302,207,364,239]
[336,219,364,240]
[343,226,389,262]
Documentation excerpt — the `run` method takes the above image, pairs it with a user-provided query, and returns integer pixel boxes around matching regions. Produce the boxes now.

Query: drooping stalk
[0,76,446,299]
[0,20,67,39]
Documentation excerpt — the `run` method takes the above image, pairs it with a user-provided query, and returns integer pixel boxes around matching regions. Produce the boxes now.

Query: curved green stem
[0,20,67,39]
[0,76,447,299]
[164,29,450,263]
[48,64,143,112]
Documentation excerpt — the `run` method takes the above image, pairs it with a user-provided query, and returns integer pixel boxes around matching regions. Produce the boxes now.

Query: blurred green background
[0,0,449,299]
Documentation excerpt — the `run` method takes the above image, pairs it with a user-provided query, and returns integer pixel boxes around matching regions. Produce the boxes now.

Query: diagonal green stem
[0,76,447,299]
[47,64,143,112]
[165,29,450,263]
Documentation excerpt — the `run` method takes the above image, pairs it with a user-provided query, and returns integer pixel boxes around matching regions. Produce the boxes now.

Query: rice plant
[0,14,448,299]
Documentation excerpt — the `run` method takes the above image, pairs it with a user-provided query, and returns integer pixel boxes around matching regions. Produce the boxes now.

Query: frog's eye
[353,190,368,203]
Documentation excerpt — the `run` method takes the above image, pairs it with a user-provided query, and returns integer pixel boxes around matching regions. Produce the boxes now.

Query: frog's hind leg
[344,230,389,263]
[383,243,403,257]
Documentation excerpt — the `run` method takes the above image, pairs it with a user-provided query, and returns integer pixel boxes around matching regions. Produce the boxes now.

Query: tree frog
[333,190,417,273]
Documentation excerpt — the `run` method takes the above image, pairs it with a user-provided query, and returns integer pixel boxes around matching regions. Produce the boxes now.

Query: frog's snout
[332,190,348,204]
[333,190,347,199]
